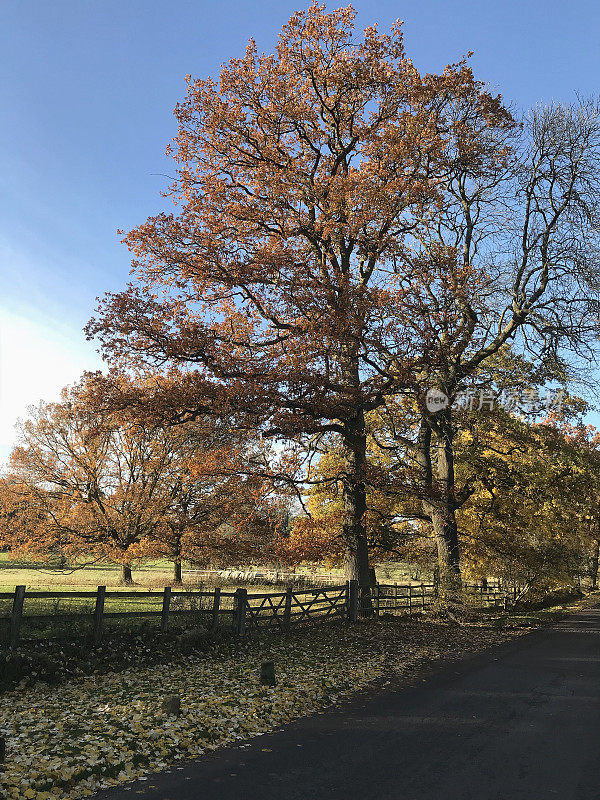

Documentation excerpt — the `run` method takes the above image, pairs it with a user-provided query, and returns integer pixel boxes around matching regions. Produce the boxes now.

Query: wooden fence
[0,580,505,648]
[372,582,506,613]
[0,586,234,648]
[240,584,349,633]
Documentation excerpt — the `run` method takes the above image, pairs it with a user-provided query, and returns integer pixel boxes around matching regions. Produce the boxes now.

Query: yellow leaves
[0,631,384,800]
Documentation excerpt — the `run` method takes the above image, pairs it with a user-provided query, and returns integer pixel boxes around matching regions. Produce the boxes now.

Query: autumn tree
[544,421,600,590]
[88,4,518,595]
[453,414,597,598]
[8,382,171,582]
[7,375,266,583]
[274,438,423,568]
[0,478,17,549]
[362,87,600,599]
[154,419,275,583]
[299,377,600,598]
[0,476,51,556]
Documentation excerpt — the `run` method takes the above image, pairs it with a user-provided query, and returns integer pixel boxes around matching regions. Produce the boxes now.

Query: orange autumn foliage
[88,4,515,589]
[3,374,276,578]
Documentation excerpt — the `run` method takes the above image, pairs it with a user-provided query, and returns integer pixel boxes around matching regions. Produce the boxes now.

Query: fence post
[93,585,106,646]
[233,588,247,636]
[375,583,380,616]
[9,585,26,650]
[161,586,172,633]
[394,582,398,611]
[408,584,412,613]
[211,587,221,629]
[348,580,359,622]
[283,586,293,632]
[421,583,426,610]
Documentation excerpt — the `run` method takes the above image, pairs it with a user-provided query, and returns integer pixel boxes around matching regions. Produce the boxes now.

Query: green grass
[0,555,220,641]
[0,552,432,591]
[0,554,450,644]
[0,553,183,592]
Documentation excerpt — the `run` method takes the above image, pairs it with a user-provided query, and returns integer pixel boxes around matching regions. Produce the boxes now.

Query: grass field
[0,556,219,638]
[0,553,428,593]
[0,554,187,592]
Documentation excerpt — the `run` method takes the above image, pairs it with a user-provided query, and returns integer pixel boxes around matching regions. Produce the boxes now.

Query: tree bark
[173,558,183,585]
[121,564,133,584]
[417,415,462,602]
[429,507,462,599]
[341,408,372,606]
[430,410,462,600]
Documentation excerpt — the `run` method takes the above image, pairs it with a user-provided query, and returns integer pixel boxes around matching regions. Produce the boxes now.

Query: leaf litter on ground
[0,616,521,799]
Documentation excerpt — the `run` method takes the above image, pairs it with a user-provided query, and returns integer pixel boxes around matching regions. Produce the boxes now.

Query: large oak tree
[88,4,515,593]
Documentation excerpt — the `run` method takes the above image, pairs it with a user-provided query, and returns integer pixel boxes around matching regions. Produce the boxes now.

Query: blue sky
[1,0,599,459]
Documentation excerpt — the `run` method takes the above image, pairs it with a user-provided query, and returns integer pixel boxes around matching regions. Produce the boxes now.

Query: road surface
[96,607,600,800]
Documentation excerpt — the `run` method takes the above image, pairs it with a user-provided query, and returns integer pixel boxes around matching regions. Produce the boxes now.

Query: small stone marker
[260,661,276,687]
[161,695,181,716]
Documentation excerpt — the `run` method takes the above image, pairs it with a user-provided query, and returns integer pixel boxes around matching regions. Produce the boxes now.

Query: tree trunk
[429,507,462,600]
[341,408,372,608]
[173,558,183,585]
[431,410,462,601]
[591,536,600,590]
[417,415,462,603]
[121,564,133,584]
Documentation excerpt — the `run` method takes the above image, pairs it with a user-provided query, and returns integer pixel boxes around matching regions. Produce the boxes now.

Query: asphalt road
[96,608,600,800]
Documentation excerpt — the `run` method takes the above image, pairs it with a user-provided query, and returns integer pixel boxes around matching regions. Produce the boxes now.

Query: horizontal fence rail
[0,579,507,648]
[371,582,505,614]
[242,585,349,631]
